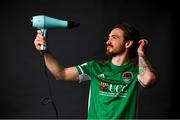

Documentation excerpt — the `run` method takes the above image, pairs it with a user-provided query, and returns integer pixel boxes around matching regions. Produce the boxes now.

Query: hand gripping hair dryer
[32,15,79,51]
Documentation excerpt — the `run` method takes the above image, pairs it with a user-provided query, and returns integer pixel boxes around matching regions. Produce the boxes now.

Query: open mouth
[107,45,113,49]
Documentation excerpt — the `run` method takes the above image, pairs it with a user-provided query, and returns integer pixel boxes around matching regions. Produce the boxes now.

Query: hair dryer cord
[40,53,59,119]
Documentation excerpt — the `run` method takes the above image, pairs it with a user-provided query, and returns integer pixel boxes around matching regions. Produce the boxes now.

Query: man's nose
[106,39,111,45]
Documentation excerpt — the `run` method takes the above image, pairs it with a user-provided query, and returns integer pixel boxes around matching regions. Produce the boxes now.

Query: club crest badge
[122,72,133,83]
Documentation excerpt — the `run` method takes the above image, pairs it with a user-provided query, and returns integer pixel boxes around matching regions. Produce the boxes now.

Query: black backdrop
[0,0,178,119]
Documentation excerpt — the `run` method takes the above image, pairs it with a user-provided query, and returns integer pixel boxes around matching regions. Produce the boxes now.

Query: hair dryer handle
[40,29,48,51]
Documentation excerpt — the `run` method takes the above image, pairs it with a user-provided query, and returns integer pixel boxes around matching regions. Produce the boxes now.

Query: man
[34,22,157,119]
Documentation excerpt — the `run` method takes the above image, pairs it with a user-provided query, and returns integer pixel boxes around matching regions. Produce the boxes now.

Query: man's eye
[112,36,117,39]
[108,35,118,40]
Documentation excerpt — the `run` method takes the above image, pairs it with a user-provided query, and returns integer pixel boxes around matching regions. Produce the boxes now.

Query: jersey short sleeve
[76,61,93,83]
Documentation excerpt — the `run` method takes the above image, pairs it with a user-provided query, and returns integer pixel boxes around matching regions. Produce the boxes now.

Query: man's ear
[125,40,133,48]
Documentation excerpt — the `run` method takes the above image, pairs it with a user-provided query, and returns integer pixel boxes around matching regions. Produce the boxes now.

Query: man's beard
[106,45,126,57]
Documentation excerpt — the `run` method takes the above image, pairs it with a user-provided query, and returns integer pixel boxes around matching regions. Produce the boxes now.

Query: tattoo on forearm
[139,55,153,75]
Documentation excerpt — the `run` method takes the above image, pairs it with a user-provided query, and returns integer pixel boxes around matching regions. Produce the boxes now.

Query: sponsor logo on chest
[98,71,133,97]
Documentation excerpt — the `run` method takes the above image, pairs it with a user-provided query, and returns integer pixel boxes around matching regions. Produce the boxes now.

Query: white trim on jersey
[88,87,91,112]
[78,66,84,74]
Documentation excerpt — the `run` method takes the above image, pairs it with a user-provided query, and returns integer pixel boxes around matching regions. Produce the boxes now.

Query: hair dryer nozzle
[68,21,80,28]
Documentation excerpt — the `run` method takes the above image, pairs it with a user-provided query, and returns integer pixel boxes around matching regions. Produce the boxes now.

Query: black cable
[40,51,59,119]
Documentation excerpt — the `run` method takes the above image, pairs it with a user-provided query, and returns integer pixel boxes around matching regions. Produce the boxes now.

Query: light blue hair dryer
[31,15,79,119]
[32,15,79,51]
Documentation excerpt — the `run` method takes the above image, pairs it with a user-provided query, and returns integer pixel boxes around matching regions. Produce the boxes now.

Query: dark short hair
[113,22,141,59]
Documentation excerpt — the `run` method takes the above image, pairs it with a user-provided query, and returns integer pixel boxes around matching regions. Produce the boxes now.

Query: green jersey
[76,60,139,119]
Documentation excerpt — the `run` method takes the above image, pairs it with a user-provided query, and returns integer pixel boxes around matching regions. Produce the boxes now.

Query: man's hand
[34,30,48,51]
[137,39,149,56]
